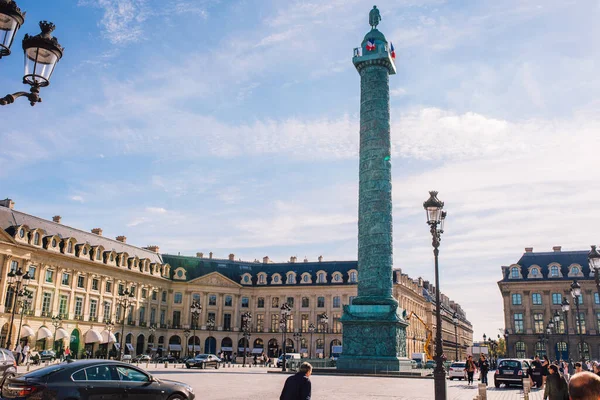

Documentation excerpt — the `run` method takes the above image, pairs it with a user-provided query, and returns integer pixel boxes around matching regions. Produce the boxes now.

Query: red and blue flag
[366,39,375,51]
[390,42,396,60]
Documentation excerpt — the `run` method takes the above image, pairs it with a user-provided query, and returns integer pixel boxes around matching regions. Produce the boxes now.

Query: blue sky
[2,0,600,342]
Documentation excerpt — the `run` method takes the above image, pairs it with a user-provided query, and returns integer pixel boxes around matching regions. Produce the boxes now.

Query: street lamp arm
[0,85,41,106]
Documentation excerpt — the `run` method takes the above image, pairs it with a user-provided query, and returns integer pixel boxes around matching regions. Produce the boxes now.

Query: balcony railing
[89,316,98,322]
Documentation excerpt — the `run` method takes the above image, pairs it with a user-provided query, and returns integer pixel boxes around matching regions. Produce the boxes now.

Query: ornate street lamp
[241,311,252,367]
[280,302,292,371]
[293,331,303,355]
[105,320,115,359]
[561,297,571,360]
[51,315,62,353]
[15,288,32,349]
[452,313,458,361]
[5,267,30,349]
[117,287,135,360]
[308,323,316,359]
[190,301,201,356]
[503,329,509,358]
[570,280,585,362]
[423,190,447,400]
[319,312,329,359]
[183,329,191,359]
[588,245,600,303]
[1,20,64,106]
[0,0,25,57]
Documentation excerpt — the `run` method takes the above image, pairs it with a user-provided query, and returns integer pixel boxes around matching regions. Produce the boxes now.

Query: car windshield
[195,355,208,359]
[451,363,466,367]
[499,360,521,368]
[22,364,65,379]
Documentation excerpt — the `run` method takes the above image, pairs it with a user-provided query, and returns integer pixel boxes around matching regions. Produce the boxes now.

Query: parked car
[276,353,302,368]
[156,355,178,363]
[185,354,221,369]
[1,359,195,400]
[494,359,531,388]
[424,360,436,369]
[448,362,466,380]
[0,348,17,387]
[121,354,132,362]
[412,359,423,369]
[133,354,151,362]
[39,350,56,362]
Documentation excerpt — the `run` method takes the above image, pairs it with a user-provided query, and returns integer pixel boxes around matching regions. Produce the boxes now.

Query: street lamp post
[51,315,62,353]
[15,289,32,350]
[570,280,586,362]
[293,332,302,355]
[588,245,600,300]
[117,287,135,360]
[561,297,571,360]
[412,335,417,356]
[241,311,252,367]
[105,320,114,359]
[148,324,156,357]
[280,303,292,371]
[308,323,315,359]
[452,313,458,362]
[183,329,190,359]
[5,267,30,349]
[190,301,201,356]
[503,329,509,358]
[0,0,65,107]
[319,312,329,359]
[423,191,447,400]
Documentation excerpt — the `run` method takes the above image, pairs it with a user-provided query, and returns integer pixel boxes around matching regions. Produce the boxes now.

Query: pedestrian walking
[64,346,71,360]
[478,354,489,386]
[569,371,600,400]
[465,355,476,385]
[280,362,312,400]
[14,343,22,365]
[23,343,30,365]
[543,365,569,400]
[530,355,544,388]
[542,355,550,387]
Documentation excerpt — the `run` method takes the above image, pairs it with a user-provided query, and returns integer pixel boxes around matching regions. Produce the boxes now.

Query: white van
[276,353,301,367]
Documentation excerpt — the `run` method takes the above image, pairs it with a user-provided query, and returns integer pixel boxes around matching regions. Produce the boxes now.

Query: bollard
[477,383,487,400]
[26,364,30,372]
[523,379,531,400]
[146,361,149,369]
[164,362,168,368]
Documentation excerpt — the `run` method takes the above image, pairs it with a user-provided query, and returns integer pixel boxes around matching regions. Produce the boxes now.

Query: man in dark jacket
[280,362,312,400]
[478,354,489,386]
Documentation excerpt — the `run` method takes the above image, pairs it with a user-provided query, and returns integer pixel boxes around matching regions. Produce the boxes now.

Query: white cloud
[390,87,407,97]
[127,217,149,227]
[78,0,149,44]
[145,207,167,214]
[70,195,85,203]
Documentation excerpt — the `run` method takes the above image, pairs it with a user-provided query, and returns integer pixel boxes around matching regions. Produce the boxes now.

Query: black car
[156,355,178,363]
[494,358,531,388]
[185,354,221,369]
[1,360,195,400]
[0,348,17,386]
[39,350,56,362]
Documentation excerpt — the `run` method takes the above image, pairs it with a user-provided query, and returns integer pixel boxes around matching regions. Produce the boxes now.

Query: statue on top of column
[369,5,381,29]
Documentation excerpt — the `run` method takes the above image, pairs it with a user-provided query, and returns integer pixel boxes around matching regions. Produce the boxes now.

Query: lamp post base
[434,367,447,400]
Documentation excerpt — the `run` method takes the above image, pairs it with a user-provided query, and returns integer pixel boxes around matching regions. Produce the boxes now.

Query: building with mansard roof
[498,246,599,361]
[0,198,472,360]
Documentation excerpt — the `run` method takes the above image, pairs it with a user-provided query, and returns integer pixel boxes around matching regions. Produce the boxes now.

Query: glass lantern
[0,0,25,57]
[22,21,63,87]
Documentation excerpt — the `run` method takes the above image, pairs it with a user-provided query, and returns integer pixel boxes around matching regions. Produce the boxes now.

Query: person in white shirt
[14,343,22,365]
[22,343,30,364]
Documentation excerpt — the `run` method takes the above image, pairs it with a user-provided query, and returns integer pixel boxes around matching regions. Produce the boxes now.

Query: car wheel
[186,364,190,369]
[449,377,453,380]
[167,395,187,400]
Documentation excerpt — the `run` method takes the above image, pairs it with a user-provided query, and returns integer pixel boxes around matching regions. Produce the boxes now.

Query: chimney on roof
[91,228,103,236]
[553,246,562,252]
[525,247,533,253]
[228,253,235,261]
[318,255,323,262]
[290,256,297,263]
[263,256,269,264]
[146,245,160,253]
[116,236,127,243]
[303,257,308,263]
[196,252,204,258]
[52,215,62,224]
[0,199,14,209]
[209,252,213,259]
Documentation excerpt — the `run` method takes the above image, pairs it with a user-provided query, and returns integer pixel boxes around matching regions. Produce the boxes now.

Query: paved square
[145,366,544,400]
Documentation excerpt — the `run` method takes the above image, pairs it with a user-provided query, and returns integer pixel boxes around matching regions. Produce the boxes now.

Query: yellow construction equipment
[406,311,433,361]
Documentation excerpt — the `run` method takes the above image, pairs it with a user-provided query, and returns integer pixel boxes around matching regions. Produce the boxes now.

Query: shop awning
[220,346,232,352]
[316,349,323,354]
[251,348,263,354]
[300,348,308,353]
[20,326,34,338]
[84,330,103,344]
[101,331,117,344]
[188,345,201,351]
[126,343,135,351]
[113,343,121,350]
[55,328,70,340]
[37,327,52,340]
[238,347,247,353]
[169,344,182,351]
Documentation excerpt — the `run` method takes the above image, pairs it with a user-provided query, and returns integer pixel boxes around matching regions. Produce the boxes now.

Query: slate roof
[162,254,358,285]
[500,250,591,281]
[0,206,162,264]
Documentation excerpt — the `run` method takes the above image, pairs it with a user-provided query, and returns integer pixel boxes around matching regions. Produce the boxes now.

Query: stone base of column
[337,304,411,372]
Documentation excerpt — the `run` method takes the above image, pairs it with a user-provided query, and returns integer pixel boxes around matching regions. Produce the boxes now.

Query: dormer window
[96,250,101,260]
[349,271,357,283]
[273,275,279,283]
[550,266,559,277]
[82,247,88,256]
[318,273,325,283]
[51,238,57,247]
[510,267,520,279]
[531,268,538,277]
[303,274,309,283]
[243,275,250,283]
[67,241,73,253]
[19,229,25,238]
[333,272,342,282]
[34,232,40,245]
[258,274,265,284]
[287,272,296,284]
[572,266,579,274]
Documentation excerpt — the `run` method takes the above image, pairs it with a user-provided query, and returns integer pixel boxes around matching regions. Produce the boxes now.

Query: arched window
[67,241,73,253]
[318,273,325,283]
[551,266,559,277]
[578,342,590,360]
[287,273,295,284]
[34,232,40,245]
[349,271,357,283]
[510,267,520,279]
[572,266,580,275]
[515,341,526,359]
[531,268,538,277]
[259,274,265,284]
[535,341,546,357]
